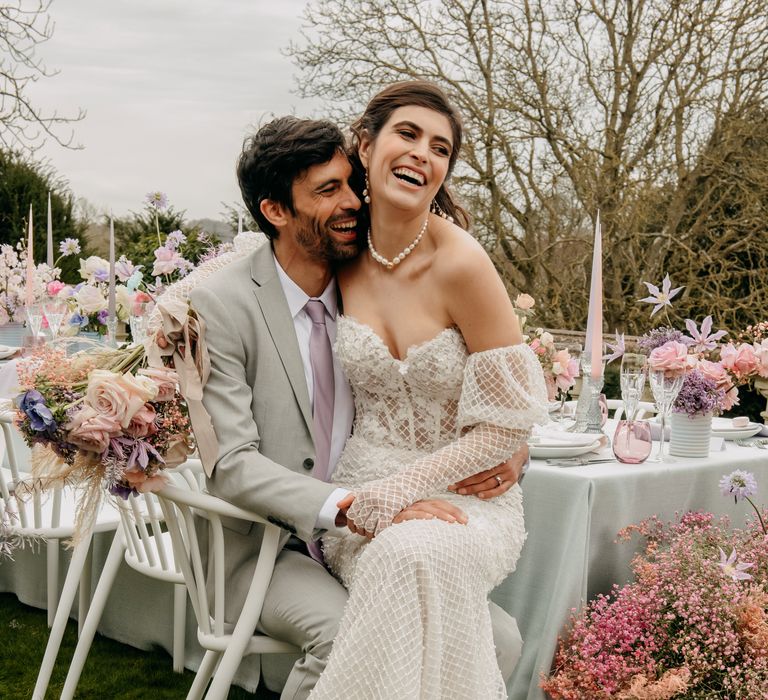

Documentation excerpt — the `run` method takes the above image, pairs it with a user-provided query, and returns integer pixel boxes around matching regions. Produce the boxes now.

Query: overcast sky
[27,0,322,221]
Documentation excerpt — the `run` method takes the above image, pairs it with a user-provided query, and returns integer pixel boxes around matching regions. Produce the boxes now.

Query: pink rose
[720,343,759,381]
[514,293,535,310]
[152,247,182,276]
[65,406,121,453]
[124,403,158,438]
[132,291,153,316]
[553,352,579,393]
[697,359,739,410]
[85,369,158,429]
[123,467,168,494]
[648,341,690,376]
[138,366,178,401]
[47,280,66,296]
[753,340,768,379]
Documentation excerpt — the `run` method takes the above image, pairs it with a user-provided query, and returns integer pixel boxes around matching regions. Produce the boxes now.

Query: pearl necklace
[367,217,428,270]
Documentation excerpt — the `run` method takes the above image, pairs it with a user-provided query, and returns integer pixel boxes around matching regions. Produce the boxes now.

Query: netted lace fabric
[312,316,548,700]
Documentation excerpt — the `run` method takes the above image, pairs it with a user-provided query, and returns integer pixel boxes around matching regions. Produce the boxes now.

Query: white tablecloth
[2,413,766,698]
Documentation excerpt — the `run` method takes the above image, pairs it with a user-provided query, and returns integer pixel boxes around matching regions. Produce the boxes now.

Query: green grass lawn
[0,593,278,699]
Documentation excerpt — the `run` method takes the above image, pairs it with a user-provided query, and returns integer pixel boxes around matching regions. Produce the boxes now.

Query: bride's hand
[447,445,528,498]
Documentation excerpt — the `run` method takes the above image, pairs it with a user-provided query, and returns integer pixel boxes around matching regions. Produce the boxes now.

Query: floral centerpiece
[542,471,768,699]
[0,242,65,325]
[13,343,194,537]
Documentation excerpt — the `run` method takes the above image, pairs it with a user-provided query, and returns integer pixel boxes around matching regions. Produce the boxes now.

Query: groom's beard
[295,214,359,263]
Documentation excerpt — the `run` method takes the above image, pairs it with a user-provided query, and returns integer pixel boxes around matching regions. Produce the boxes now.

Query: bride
[310,81,548,699]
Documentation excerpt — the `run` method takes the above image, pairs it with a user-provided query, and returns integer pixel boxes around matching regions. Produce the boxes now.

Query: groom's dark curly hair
[237,116,346,240]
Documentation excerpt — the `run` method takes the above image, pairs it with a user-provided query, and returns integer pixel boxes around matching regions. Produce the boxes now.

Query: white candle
[585,211,603,380]
[25,205,35,308]
[47,192,54,267]
[108,216,116,322]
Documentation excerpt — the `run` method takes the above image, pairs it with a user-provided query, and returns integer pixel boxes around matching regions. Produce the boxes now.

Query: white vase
[669,412,712,458]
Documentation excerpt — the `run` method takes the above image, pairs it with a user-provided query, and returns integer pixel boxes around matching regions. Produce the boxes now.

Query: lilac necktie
[304,299,335,562]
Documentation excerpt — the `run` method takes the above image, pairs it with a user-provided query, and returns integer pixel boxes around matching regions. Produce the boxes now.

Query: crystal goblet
[649,369,685,462]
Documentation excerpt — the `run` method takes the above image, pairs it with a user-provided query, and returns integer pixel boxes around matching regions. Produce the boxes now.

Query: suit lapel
[250,247,315,440]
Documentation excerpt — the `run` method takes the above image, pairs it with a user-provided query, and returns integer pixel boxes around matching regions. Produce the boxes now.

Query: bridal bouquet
[13,343,194,536]
[542,472,768,699]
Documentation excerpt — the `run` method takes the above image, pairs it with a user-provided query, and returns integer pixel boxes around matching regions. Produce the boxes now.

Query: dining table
[1,413,767,698]
[496,420,767,699]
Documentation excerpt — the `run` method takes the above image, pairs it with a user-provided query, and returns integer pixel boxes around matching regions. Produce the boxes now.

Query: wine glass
[43,298,68,342]
[24,303,45,345]
[612,420,652,463]
[620,353,647,424]
[649,369,685,462]
[129,300,153,346]
[554,343,581,425]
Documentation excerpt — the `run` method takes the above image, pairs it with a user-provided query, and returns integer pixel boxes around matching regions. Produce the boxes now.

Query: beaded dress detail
[311,316,548,700]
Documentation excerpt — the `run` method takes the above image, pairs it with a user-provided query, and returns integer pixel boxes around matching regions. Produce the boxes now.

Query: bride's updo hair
[350,80,470,229]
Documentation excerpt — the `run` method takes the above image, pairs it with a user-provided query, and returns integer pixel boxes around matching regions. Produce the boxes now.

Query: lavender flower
[165,230,186,249]
[637,327,688,353]
[716,547,753,581]
[719,470,758,502]
[145,191,168,210]
[672,370,725,417]
[58,238,81,256]
[96,309,109,325]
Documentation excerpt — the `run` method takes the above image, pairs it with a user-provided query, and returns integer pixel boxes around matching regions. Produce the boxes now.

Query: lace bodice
[334,316,549,535]
[335,317,468,452]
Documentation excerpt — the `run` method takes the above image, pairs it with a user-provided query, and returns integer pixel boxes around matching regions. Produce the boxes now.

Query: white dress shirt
[273,254,354,534]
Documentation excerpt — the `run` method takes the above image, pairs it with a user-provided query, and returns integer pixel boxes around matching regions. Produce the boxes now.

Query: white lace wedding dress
[310,316,548,700]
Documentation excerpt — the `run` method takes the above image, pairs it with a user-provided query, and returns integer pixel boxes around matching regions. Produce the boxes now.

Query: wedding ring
[495,475,503,486]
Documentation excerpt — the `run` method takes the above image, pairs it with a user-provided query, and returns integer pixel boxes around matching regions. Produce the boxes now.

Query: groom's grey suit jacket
[189,244,338,614]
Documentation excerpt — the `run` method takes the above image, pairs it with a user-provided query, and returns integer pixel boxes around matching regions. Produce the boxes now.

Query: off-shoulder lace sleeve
[346,343,548,535]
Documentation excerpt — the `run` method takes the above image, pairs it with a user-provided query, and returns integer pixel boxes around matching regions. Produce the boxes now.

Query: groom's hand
[447,444,529,499]
[393,499,468,526]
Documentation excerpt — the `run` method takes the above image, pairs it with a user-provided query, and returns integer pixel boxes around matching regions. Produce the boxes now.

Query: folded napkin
[530,425,607,450]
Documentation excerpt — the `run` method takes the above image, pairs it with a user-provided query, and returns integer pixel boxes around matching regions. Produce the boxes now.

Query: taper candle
[25,205,35,307]
[586,211,603,380]
[108,216,116,322]
[47,192,53,267]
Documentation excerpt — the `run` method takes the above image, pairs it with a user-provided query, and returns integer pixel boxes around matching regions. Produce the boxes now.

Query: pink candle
[47,192,54,267]
[25,205,35,307]
[585,211,603,379]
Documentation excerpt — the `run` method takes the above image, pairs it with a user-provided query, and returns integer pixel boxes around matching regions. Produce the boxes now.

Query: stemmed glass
[25,303,45,345]
[43,298,68,342]
[554,343,582,426]
[649,369,685,462]
[620,353,647,425]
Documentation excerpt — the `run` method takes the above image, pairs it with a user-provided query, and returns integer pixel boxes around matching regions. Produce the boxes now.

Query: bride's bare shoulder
[432,219,496,283]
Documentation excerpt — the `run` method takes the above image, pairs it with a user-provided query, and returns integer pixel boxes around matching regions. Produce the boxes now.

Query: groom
[188,116,528,698]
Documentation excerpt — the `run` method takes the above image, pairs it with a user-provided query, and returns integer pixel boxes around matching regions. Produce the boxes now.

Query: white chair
[56,460,204,700]
[157,483,299,700]
[0,409,122,700]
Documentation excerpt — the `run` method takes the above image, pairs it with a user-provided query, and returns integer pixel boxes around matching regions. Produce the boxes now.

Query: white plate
[529,440,601,459]
[711,423,762,440]
[0,345,18,360]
